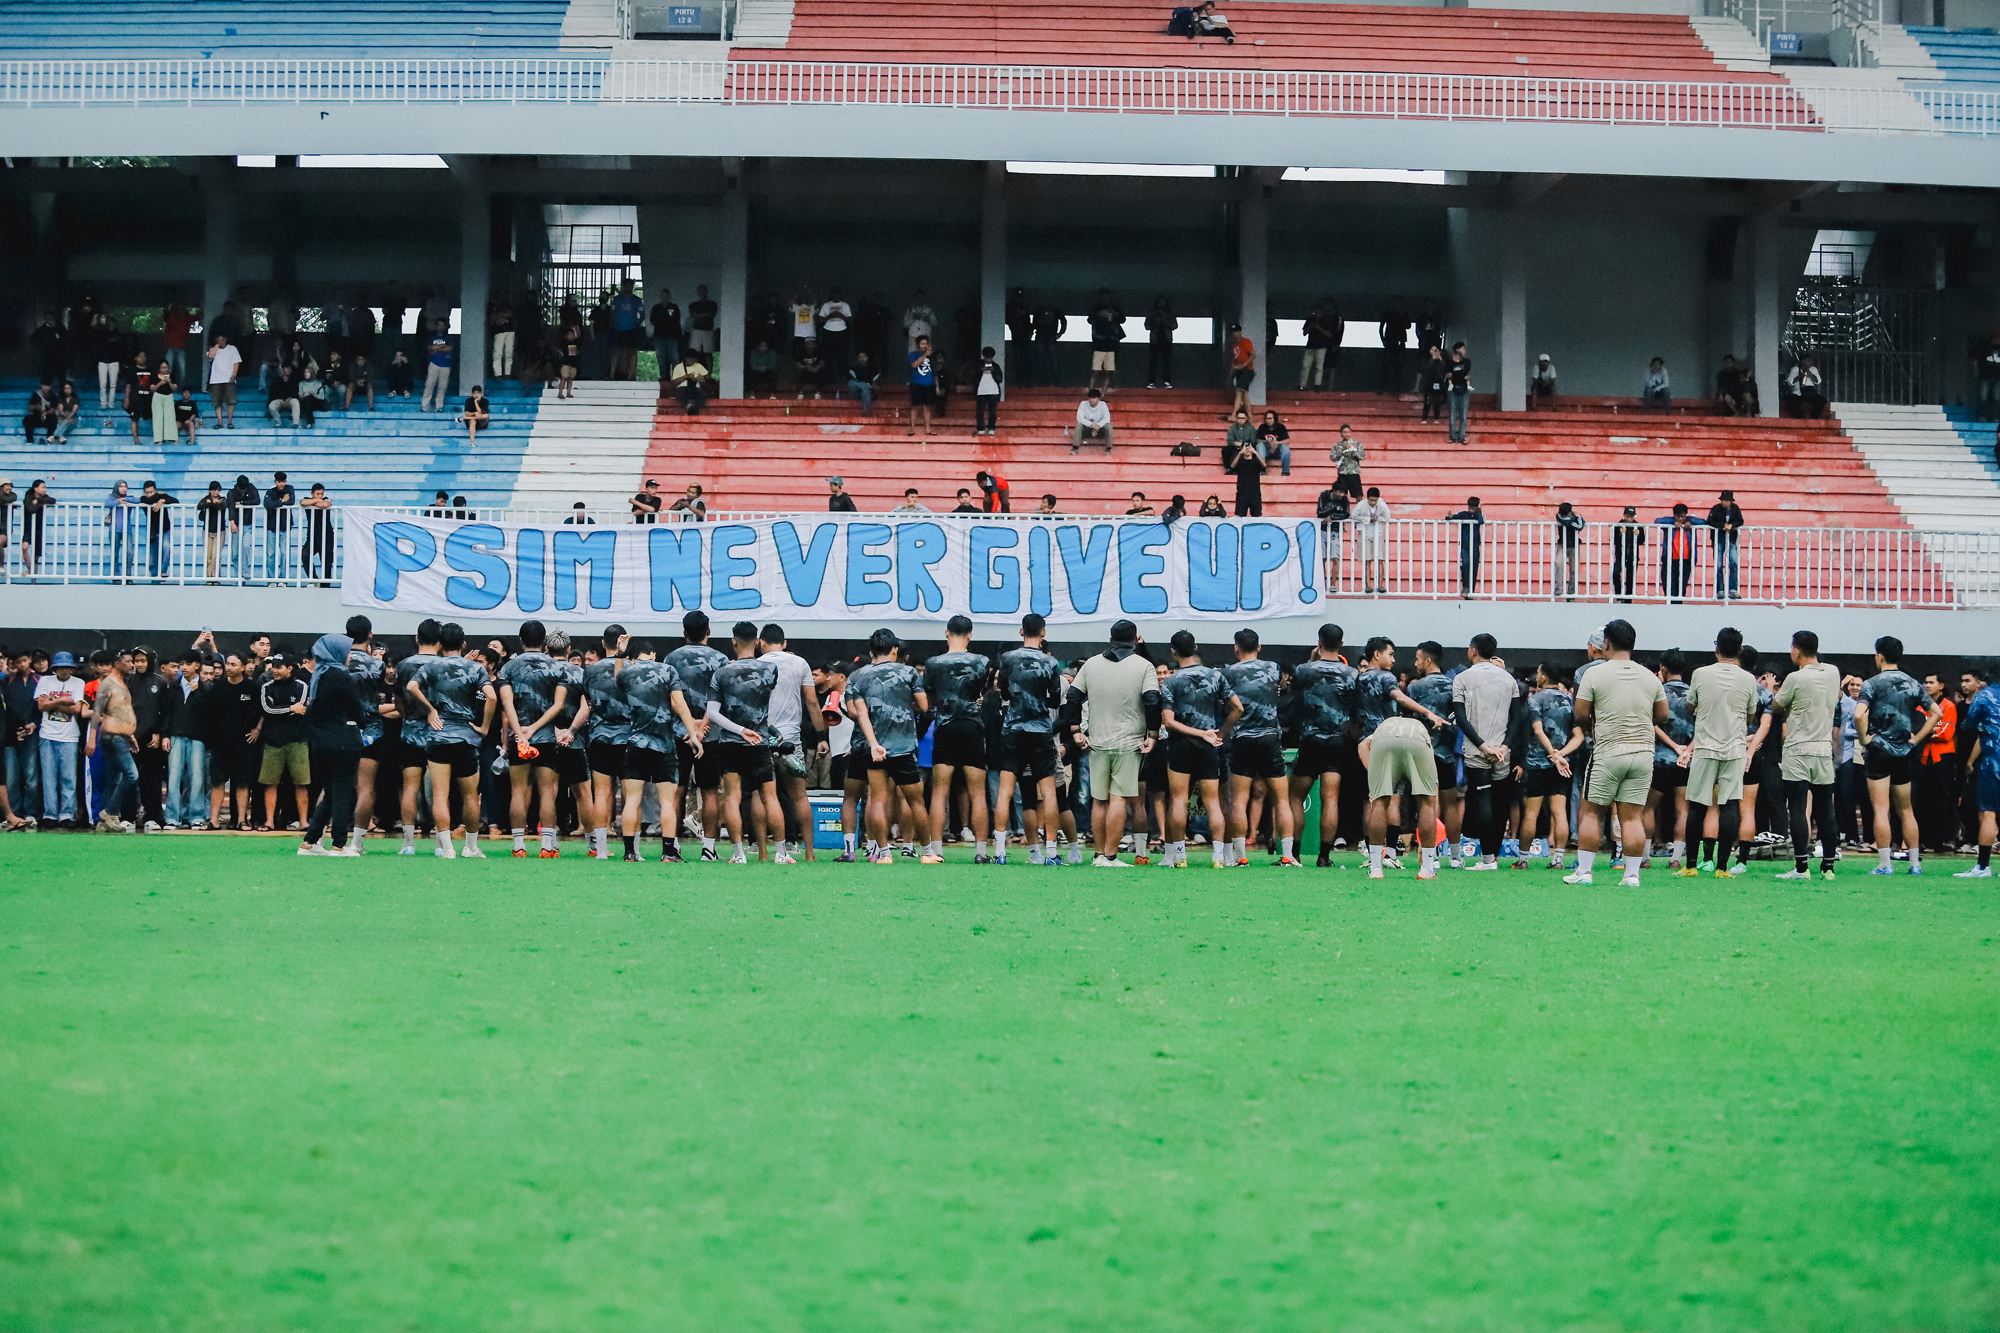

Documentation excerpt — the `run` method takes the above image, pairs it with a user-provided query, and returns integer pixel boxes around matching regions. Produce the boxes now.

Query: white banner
[339,510,1326,625]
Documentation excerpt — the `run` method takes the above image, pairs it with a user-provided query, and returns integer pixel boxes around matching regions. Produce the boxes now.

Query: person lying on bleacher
[1194,2,1236,43]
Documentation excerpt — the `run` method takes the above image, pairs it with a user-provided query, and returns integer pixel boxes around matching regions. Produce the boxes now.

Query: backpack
[1168,7,1195,35]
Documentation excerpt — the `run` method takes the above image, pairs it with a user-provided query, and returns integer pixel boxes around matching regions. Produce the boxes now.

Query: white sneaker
[326,845,362,857]
[434,845,457,859]
[729,849,748,864]
[398,845,416,855]
[1953,864,1992,878]
[1464,859,1500,872]
[1092,854,1130,868]
[1447,857,1463,870]
[1621,873,1642,887]
[460,845,486,858]
[143,820,161,833]
[296,843,326,856]
[775,851,797,865]
[1563,869,1594,885]
[960,826,975,844]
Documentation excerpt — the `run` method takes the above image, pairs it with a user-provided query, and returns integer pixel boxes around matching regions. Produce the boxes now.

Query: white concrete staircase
[1689,16,1771,72]
[560,0,666,57]
[1835,401,2000,600]
[1779,64,1942,133]
[506,382,661,514]
[1859,22,1947,77]
[730,0,795,48]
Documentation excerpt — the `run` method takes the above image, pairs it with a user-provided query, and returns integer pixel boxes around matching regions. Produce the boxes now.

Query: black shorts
[1007,731,1062,785]
[845,744,871,781]
[397,735,432,772]
[717,743,775,787]
[1292,738,1347,780]
[868,751,923,788]
[1227,735,1285,781]
[1435,756,1463,791]
[530,745,587,786]
[587,740,626,782]
[1140,744,1169,789]
[213,744,260,786]
[931,716,987,771]
[1523,766,1568,799]
[426,740,481,779]
[1168,735,1221,780]
[1865,747,1913,785]
[679,738,724,790]
[1652,761,1687,792]
[623,745,677,785]
[1462,763,1501,792]
[360,733,397,763]
[909,384,937,407]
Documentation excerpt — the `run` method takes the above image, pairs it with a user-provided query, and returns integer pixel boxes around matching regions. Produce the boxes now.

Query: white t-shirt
[207,345,242,384]
[761,649,814,743]
[35,674,87,744]
[790,304,816,339]
[817,301,850,332]
[977,368,1000,396]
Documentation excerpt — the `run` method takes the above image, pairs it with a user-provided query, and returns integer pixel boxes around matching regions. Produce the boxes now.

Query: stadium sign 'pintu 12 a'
[342,510,1324,625]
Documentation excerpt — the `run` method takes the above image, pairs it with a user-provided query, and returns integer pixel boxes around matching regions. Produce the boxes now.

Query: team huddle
[295,608,2000,880]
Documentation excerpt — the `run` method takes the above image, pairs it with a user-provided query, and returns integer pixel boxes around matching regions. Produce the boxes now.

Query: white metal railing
[1,58,1993,134]
[5,505,1999,609]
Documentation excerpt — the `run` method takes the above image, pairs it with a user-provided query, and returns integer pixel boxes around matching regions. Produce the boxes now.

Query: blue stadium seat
[0,377,543,513]
[0,0,575,60]
[1904,25,2000,90]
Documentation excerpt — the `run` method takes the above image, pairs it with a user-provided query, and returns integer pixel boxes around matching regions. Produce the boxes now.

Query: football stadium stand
[0,0,574,60]
[752,0,1788,81]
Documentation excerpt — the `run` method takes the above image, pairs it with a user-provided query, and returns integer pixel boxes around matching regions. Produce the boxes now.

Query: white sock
[1232,837,1246,862]
[996,831,1008,855]
[1578,849,1597,873]
[774,839,787,859]
[402,824,416,849]
[1368,845,1383,874]
[703,836,717,853]
[1045,840,1058,861]
[927,840,942,857]
[1672,839,1685,860]
[1643,839,1654,858]
[976,839,988,858]
[1421,844,1438,872]
[465,830,479,851]
[1280,836,1293,860]
[436,828,451,851]
[1172,839,1185,864]
[512,827,526,852]
[541,826,557,852]
[844,832,856,853]
[735,840,747,860]
[1910,846,1921,867]
[1878,846,1892,869]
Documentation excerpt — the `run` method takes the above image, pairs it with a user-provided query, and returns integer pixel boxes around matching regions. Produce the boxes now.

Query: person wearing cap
[1706,490,1746,601]
[1553,501,1585,599]
[1530,354,1557,407]
[1060,620,1163,868]
[629,479,663,525]
[827,477,857,513]
[1610,504,1644,602]
[34,651,87,827]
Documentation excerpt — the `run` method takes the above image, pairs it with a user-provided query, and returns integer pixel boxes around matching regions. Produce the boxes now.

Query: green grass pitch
[2,834,1996,1331]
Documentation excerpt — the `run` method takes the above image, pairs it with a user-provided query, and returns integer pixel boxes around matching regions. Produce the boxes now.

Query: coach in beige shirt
[1572,618,1667,885]
[1065,619,1163,868]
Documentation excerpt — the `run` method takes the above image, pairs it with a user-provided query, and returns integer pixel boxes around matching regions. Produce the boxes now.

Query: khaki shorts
[1586,750,1654,807]
[1780,751,1835,786]
[258,741,310,785]
[1088,747,1143,800]
[1366,731,1437,800]
[1686,753,1746,804]
[1091,349,1117,372]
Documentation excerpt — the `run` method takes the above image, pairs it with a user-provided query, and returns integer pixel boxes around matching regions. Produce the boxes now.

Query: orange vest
[1923,698,1956,765]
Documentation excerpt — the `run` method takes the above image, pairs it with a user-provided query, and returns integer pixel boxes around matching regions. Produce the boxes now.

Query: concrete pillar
[1498,221,1527,412]
[459,187,490,395]
[1240,183,1268,408]
[1751,218,1782,418]
[719,158,748,400]
[201,162,236,334]
[980,161,1007,389]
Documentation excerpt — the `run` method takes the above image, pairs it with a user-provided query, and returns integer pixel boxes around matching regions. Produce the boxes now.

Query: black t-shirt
[650,302,682,339]
[203,676,262,751]
[1446,358,1471,391]
[689,299,718,331]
